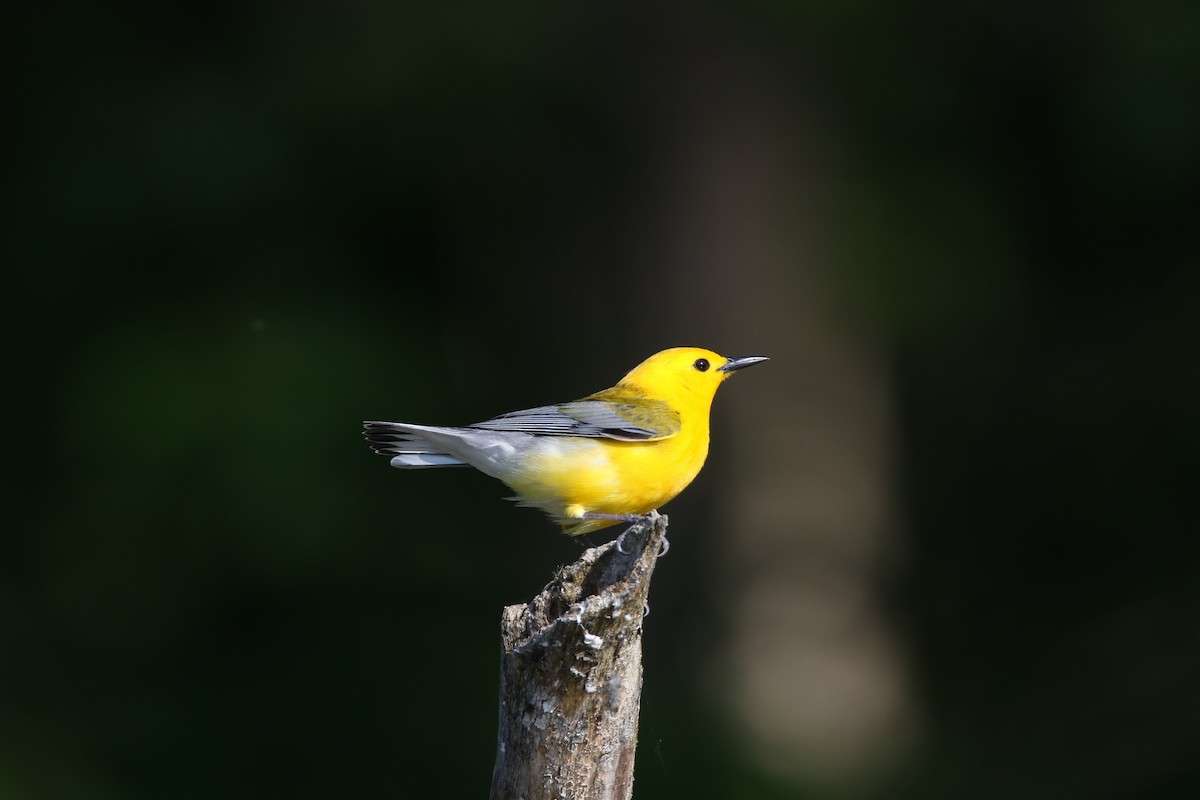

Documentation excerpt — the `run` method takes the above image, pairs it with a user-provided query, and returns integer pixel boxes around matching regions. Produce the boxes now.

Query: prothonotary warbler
[363,347,767,536]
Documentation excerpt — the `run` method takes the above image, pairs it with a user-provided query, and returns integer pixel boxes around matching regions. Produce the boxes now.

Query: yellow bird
[363,347,767,536]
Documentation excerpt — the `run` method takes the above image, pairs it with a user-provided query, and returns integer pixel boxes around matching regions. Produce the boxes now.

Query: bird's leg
[581,512,651,524]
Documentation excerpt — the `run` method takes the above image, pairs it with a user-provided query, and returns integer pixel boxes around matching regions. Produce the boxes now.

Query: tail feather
[362,421,468,469]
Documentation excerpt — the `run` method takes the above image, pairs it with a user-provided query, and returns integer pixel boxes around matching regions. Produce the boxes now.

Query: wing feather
[469,387,680,441]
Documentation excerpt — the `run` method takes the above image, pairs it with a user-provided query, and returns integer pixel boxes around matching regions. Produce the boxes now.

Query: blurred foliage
[5,1,1199,798]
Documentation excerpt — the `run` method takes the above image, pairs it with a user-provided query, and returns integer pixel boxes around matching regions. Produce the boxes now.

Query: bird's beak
[718,355,769,373]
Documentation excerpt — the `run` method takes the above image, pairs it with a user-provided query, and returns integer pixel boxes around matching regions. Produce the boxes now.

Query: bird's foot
[581,510,663,555]
[615,526,639,554]
[575,510,665,555]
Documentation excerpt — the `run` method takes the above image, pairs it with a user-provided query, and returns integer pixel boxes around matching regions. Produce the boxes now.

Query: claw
[656,535,670,558]
[616,529,631,554]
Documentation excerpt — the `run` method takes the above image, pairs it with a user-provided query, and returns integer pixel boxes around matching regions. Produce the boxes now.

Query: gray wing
[469,398,680,441]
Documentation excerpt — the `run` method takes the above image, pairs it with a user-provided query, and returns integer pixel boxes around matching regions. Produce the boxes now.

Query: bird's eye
[693,358,710,372]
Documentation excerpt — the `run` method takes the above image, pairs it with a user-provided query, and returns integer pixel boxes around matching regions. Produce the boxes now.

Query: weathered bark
[489,513,668,800]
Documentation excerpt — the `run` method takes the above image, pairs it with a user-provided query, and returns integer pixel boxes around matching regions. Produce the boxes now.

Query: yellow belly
[505,432,709,535]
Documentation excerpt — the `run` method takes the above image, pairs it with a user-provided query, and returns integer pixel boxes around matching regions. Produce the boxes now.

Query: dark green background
[6,2,1198,798]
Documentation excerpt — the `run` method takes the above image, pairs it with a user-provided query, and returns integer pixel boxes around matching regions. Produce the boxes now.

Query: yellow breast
[505,422,709,535]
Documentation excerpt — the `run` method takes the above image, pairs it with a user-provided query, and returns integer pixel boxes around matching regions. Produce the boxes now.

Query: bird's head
[620,347,768,408]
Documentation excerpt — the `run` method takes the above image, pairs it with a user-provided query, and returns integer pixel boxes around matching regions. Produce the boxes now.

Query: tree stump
[489,513,668,800]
